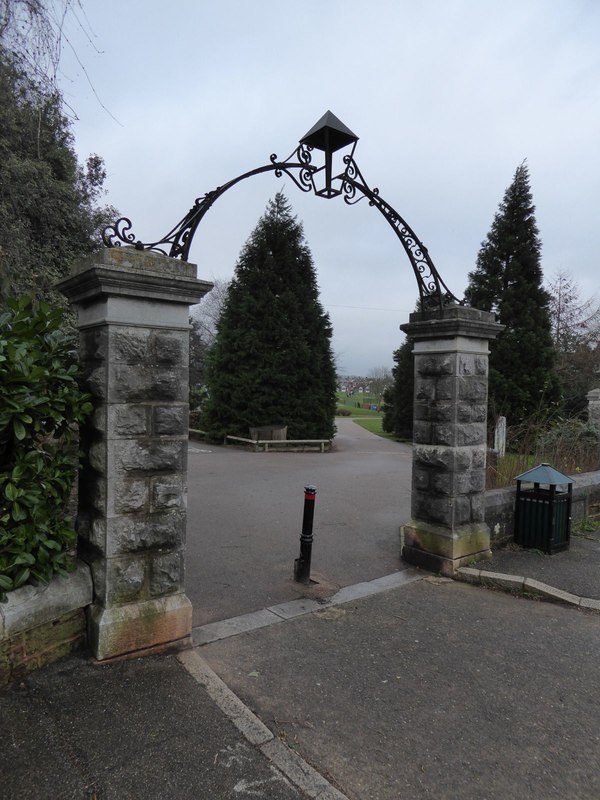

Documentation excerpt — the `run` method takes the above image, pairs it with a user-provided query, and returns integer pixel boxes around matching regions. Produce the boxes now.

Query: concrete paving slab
[201,579,600,800]
[269,598,328,619]
[193,608,283,645]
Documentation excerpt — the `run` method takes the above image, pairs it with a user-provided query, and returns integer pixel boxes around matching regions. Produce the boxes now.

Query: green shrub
[0,298,92,599]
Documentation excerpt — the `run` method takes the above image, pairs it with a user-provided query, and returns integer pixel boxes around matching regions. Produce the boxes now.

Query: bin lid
[514,463,575,485]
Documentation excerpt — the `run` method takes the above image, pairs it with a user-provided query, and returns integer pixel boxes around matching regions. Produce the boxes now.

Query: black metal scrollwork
[102,139,461,314]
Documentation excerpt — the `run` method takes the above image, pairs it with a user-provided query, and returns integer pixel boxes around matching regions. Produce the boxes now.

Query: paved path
[185,419,413,626]
[200,578,600,800]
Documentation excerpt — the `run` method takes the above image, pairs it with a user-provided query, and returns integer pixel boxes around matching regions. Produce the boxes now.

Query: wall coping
[0,561,93,640]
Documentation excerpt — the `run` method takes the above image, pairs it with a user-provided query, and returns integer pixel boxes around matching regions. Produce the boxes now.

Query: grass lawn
[337,406,382,418]
[336,392,382,418]
[351,416,400,441]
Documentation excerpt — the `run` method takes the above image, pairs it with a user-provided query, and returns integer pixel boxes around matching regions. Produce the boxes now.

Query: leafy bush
[0,298,92,599]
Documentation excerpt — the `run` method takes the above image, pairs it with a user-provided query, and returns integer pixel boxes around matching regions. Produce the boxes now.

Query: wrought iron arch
[103,112,461,314]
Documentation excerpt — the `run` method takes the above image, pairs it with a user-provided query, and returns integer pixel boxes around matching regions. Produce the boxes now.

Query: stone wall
[485,469,600,546]
[0,563,92,686]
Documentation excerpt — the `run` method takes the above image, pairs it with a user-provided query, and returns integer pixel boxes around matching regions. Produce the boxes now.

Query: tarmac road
[185,418,413,626]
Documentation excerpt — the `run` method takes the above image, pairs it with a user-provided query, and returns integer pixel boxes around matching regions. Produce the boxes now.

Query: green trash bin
[514,463,574,554]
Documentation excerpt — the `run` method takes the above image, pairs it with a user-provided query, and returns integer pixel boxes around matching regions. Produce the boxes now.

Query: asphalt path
[185,418,413,626]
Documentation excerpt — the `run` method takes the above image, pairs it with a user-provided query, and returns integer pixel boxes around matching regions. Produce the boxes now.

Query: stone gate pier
[59,248,212,660]
[401,305,503,575]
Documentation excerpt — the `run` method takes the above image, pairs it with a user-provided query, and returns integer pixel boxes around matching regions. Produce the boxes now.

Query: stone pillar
[400,304,503,575]
[58,248,212,660]
[587,387,600,429]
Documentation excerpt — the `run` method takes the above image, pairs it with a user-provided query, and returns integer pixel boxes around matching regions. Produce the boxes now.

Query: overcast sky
[57,0,600,375]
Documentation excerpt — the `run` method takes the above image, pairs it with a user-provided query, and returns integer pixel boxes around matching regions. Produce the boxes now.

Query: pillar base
[401,521,492,576]
[88,593,192,661]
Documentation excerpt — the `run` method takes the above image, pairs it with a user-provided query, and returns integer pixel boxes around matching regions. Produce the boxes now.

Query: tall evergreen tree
[466,162,560,423]
[382,337,414,440]
[202,193,337,440]
[0,52,115,307]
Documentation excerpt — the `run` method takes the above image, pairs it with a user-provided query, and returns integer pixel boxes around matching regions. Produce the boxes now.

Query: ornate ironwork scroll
[338,154,461,311]
[103,138,461,314]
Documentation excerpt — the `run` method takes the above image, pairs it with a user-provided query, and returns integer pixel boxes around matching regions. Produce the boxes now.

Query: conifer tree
[466,162,560,423]
[382,338,414,440]
[202,193,337,440]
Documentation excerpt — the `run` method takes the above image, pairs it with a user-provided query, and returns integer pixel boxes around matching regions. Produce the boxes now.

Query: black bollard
[294,485,317,584]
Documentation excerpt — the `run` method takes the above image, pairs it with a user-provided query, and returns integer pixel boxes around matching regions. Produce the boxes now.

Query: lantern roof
[515,463,575,485]
[300,111,358,153]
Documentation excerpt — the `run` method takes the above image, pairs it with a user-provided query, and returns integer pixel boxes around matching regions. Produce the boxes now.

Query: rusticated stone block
[458,377,487,402]
[112,329,149,363]
[116,440,186,473]
[414,446,472,472]
[150,551,184,597]
[413,495,453,526]
[454,496,472,525]
[87,476,106,514]
[434,424,456,447]
[456,423,486,447]
[416,356,454,377]
[152,332,188,366]
[471,404,487,423]
[469,470,486,493]
[87,555,146,604]
[91,404,107,433]
[82,365,108,400]
[114,479,149,513]
[429,403,454,423]
[80,327,108,363]
[149,370,186,402]
[434,377,456,401]
[107,511,186,555]
[415,379,434,401]
[432,472,453,495]
[459,354,476,375]
[413,468,430,491]
[413,421,433,444]
[414,494,473,527]
[108,558,146,604]
[108,367,187,404]
[471,448,487,469]
[471,493,486,522]
[88,442,106,473]
[474,356,488,376]
[152,476,184,510]
[111,365,151,402]
[413,402,431,422]
[459,355,488,377]
[457,403,473,423]
[153,405,188,436]
[111,405,148,437]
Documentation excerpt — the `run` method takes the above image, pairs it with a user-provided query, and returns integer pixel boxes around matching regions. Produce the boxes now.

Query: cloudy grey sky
[58,0,600,375]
